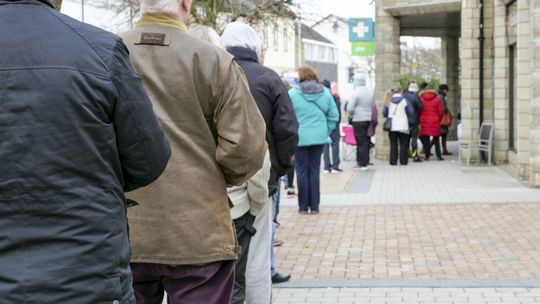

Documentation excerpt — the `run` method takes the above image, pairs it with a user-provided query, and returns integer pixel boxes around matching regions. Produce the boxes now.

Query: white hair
[140,0,187,15]
[189,24,223,48]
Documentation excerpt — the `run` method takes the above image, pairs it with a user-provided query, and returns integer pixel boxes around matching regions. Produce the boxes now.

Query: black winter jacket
[227,47,298,195]
[404,91,423,126]
[0,0,170,302]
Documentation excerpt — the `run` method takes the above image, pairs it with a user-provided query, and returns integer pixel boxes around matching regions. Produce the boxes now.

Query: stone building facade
[375,0,540,186]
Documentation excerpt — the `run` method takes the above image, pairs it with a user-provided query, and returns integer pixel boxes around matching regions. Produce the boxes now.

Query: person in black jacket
[404,81,424,162]
[0,1,171,303]
[322,79,343,173]
[222,22,299,302]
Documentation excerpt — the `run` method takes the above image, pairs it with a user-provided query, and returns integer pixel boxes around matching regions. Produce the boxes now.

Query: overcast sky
[292,0,374,25]
[62,0,376,30]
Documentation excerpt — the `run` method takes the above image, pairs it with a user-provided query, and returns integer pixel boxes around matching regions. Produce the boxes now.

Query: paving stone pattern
[274,204,540,281]
[273,287,540,304]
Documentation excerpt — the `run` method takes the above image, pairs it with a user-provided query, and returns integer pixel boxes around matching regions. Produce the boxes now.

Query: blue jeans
[323,130,340,171]
[270,194,278,276]
[295,145,324,212]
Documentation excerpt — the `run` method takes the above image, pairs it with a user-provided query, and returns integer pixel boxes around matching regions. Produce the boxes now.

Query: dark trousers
[409,125,419,158]
[231,212,256,304]
[441,133,449,153]
[389,131,409,165]
[286,166,295,188]
[323,130,340,170]
[422,136,441,159]
[352,121,371,166]
[131,260,235,304]
[295,145,324,212]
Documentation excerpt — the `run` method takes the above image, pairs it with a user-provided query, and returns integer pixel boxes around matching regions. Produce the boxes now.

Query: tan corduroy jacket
[120,14,267,265]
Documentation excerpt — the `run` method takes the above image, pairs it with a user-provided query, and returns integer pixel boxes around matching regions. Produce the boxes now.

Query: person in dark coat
[403,82,424,162]
[222,22,299,298]
[222,25,299,198]
[419,87,444,161]
[322,79,342,173]
[0,0,171,302]
[438,84,452,155]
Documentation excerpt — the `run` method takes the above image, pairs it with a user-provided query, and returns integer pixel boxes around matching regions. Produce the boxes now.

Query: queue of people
[2,0,455,303]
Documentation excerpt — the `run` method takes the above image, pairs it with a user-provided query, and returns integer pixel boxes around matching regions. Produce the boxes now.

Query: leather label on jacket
[136,32,170,46]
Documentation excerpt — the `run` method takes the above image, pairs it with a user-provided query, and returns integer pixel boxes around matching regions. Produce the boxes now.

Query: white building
[254,17,297,76]
[311,14,375,101]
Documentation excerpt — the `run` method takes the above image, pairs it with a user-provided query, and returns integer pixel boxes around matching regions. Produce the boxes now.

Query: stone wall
[440,37,460,140]
[531,0,540,186]
[516,0,532,179]
[491,1,510,165]
[459,0,496,164]
[374,3,401,161]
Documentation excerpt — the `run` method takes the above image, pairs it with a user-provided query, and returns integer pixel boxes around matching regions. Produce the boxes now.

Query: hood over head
[353,74,366,88]
[408,82,419,93]
[221,22,261,58]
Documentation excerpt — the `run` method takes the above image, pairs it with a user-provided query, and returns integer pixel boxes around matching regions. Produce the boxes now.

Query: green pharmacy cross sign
[352,41,375,57]
[349,18,374,42]
[349,18,375,57]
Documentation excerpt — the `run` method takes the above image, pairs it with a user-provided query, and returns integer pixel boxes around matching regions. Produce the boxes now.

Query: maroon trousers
[131,261,235,304]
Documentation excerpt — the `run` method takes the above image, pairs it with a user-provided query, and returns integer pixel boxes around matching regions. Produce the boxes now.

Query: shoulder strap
[309,99,326,116]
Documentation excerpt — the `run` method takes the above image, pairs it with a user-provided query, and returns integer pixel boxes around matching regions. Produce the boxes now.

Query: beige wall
[255,18,297,76]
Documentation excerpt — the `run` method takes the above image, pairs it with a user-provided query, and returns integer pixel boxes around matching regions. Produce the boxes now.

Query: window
[509,44,517,151]
[263,24,268,47]
[507,1,517,151]
[273,24,279,51]
[283,28,288,52]
[304,42,337,63]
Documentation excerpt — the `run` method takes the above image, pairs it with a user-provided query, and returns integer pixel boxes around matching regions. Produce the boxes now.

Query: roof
[301,23,334,44]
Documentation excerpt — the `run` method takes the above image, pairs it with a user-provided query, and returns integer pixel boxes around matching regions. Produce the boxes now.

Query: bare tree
[84,0,295,32]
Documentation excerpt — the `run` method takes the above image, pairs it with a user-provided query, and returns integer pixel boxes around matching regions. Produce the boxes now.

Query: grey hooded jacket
[0,0,170,302]
[348,75,374,122]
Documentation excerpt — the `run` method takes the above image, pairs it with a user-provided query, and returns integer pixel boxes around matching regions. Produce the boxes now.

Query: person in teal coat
[289,66,339,214]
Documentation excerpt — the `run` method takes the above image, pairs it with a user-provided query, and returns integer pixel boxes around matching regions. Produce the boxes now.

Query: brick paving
[273,287,540,303]
[274,204,540,281]
[271,142,540,303]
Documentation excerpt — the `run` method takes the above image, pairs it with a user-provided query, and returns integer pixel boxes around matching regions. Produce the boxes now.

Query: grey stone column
[459,0,494,164]
[441,37,460,140]
[530,0,540,186]
[374,4,401,161]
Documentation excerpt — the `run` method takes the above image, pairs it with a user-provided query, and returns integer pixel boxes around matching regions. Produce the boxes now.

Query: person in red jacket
[419,85,444,161]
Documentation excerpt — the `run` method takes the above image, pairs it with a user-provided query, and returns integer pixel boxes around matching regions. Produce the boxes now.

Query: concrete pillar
[459,0,494,164]
[441,37,460,140]
[374,4,401,161]
[492,1,510,165]
[516,0,532,179]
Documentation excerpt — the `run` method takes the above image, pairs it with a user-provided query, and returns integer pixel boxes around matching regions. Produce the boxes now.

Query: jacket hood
[299,81,325,101]
[420,90,438,101]
[226,46,258,63]
[353,75,366,88]
[391,94,404,104]
[221,22,261,58]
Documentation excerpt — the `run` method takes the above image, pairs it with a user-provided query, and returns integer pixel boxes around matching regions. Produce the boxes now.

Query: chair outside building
[460,123,495,166]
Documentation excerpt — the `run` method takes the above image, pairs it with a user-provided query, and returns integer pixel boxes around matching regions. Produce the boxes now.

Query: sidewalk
[272,142,540,303]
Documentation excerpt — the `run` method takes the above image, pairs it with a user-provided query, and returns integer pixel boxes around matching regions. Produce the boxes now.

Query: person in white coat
[382,86,414,165]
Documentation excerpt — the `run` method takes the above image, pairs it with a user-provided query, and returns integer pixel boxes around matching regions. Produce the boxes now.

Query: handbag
[383,117,392,132]
[383,103,399,132]
[441,111,453,127]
